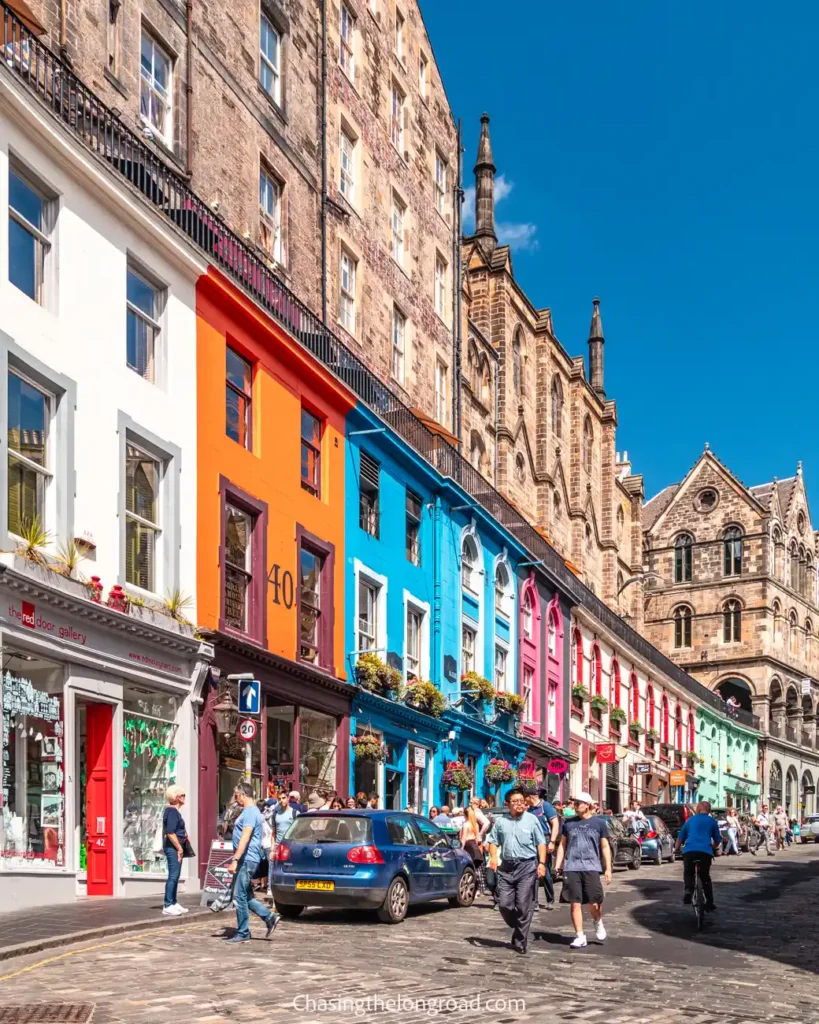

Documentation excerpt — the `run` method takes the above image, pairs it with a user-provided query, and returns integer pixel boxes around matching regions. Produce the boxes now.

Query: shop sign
[414,746,426,768]
[595,744,617,764]
[547,758,568,775]
[634,762,652,775]
[669,769,687,786]
[238,718,257,742]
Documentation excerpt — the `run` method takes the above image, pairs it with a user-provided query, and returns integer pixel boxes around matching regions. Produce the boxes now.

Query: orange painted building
[195,268,357,864]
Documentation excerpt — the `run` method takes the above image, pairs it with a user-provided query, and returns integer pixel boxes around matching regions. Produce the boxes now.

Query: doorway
[77,702,114,896]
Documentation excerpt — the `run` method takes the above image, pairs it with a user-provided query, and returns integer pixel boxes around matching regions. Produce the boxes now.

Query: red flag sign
[595,743,617,764]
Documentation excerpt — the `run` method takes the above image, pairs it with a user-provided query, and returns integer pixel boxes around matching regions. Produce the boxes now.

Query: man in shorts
[554,791,612,949]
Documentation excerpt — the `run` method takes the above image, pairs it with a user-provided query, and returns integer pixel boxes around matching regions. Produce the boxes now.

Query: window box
[590,706,602,728]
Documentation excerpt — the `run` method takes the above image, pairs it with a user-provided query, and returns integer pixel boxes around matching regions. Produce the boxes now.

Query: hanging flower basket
[441,760,474,792]
[351,733,388,763]
[484,759,516,785]
[494,691,525,716]
[609,705,627,725]
[355,653,403,697]
[461,671,495,704]
[404,679,447,718]
[628,720,645,736]
[590,694,610,713]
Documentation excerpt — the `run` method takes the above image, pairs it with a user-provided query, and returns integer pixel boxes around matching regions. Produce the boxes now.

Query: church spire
[473,113,497,254]
[588,296,605,398]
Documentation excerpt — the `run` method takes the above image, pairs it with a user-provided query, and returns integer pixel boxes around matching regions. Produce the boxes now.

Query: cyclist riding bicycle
[674,799,722,912]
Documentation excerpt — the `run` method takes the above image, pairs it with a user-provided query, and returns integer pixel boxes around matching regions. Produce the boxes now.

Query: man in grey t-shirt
[554,791,611,950]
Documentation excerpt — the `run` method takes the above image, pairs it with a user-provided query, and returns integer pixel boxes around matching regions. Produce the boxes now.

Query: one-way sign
[238,679,261,715]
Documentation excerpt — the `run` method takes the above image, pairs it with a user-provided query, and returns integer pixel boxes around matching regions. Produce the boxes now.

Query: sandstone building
[643,448,819,815]
[12,0,458,418]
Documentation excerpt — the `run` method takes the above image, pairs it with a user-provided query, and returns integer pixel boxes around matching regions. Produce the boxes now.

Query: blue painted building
[344,401,573,810]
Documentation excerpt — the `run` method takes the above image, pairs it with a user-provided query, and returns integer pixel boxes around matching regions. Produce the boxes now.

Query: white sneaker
[569,933,587,949]
[595,920,607,942]
[162,905,182,917]
[173,903,189,914]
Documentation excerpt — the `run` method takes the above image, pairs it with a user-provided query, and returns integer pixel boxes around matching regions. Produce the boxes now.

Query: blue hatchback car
[270,810,478,923]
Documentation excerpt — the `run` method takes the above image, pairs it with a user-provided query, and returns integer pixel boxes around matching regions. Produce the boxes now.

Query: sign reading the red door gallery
[547,758,569,775]
[8,601,88,645]
[595,744,617,764]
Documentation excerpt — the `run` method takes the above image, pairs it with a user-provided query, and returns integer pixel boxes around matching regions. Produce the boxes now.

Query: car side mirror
[449,838,462,850]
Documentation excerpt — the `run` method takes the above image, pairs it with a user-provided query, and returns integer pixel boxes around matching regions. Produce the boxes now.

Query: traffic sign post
[238,679,261,715]
[238,719,258,742]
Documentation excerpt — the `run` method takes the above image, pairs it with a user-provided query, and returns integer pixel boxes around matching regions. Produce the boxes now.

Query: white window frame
[126,261,163,384]
[140,29,173,145]
[124,440,162,595]
[391,83,405,152]
[354,560,388,657]
[523,665,534,723]
[339,247,357,334]
[339,2,355,82]
[260,167,283,264]
[419,52,428,99]
[462,623,476,674]
[434,360,448,426]
[339,126,356,203]
[391,192,405,266]
[395,9,404,62]
[392,306,406,384]
[403,591,430,682]
[459,522,485,677]
[6,368,54,538]
[547,679,558,738]
[434,152,447,216]
[259,13,281,105]
[8,161,55,307]
[495,643,508,692]
[435,253,447,318]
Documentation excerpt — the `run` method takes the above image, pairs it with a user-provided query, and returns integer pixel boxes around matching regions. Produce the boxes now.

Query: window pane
[226,388,248,446]
[127,309,155,381]
[10,170,43,227]
[125,446,158,523]
[8,455,45,535]
[301,409,320,446]
[300,548,321,660]
[8,217,38,300]
[8,372,47,465]
[127,269,156,317]
[226,349,251,392]
[125,517,157,591]
[225,505,251,570]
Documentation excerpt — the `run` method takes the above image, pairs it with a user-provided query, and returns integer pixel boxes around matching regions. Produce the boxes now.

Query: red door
[86,704,114,896]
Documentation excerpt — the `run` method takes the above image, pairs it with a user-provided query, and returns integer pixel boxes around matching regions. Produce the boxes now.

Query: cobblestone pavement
[2,844,819,1023]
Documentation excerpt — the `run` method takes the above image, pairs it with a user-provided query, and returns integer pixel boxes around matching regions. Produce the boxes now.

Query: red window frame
[631,672,639,720]
[300,406,322,497]
[592,643,602,696]
[573,628,583,686]
[661,695,670,743]
[226,346,253,450]
[296,524,336,674]
[219,476,268,645]
[647,684,655,730]
[611,659,621,709]
[688,711,695,751]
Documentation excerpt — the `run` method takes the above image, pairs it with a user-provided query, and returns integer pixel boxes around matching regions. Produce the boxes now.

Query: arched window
[467,345,476,391]
[551,375,563,438]
[773,527,783,579]
[646,684,655,730]
[461,535,478,592]
[773,599,782,644]
[582,416,593,473]
[807,619,813,662]
[674,705,683,751]
[630,672,639,721]
[547,608,557,657]
[789,610,799,656]
[674,606,692,649]
[790,541,799,590]
[553,491,562,520]
[512,329,522,394]
[481,361,491,404]
[688,711,695,751]
[522,589,533,639]
[585,523,593,554]
[611,658,621,709]
[515,452,526,483]
[724,526,742,577]
[723,599,741,643]
[592,643,603,696]
[661,695,670,743]
[806,553,815,601]
[573,627,583,686]
[494,562,511,619]
[616,505,625,543]
[470,434,481,470]
[674,533,693,583]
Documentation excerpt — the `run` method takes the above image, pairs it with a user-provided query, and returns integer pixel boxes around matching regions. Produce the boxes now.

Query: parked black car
[640,803,695,839]
[601,815,641,870]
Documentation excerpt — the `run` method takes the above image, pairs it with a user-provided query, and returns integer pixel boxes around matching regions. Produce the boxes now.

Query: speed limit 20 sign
[238,718,258,742]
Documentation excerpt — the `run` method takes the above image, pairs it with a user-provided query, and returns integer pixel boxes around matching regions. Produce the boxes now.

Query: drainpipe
[432,496,442,687]
[320,0,328,325]
[185,0,194,177]
[451,118,464,444]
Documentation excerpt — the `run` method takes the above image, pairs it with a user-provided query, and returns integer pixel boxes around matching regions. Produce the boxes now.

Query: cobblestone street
[2,844,819,1023]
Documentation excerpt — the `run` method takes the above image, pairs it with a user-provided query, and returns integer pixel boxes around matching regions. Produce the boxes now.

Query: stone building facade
[459,116,645,624]
[643,448,819,816]
[12,0,457,414]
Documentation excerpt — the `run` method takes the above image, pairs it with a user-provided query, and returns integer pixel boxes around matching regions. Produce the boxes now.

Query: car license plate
[295,880,334,891]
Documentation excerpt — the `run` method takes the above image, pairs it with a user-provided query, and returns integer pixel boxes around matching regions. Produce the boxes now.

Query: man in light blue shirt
[226,783,279,943]
[675,800,722,911]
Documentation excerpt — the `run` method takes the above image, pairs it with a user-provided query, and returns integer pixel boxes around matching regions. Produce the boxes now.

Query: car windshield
[286,814,372,845]
[807,816,819,823]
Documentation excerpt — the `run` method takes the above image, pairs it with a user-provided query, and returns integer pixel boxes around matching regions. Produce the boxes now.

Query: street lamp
[213,672,255,735]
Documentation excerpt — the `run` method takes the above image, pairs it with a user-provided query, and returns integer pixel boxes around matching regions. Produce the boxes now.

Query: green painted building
[695,705,762,812]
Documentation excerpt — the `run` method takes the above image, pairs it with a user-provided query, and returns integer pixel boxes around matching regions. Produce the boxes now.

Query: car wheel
[655,848,663,866]
[377,876,409,924]
[667,847,676,864]
[448,868,477,908]
[274,903,304,919]
[628,847,641,870]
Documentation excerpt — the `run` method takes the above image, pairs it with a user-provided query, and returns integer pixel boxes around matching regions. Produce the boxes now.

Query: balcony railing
[0,4,762,733]
[770,719,782,738]
[786,725,797,744]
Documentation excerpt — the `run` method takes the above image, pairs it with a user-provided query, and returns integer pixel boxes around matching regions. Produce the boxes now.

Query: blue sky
[420,1,819,502]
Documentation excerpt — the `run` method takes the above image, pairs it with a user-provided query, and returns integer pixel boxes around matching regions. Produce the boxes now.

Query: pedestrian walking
[774,806,789,850]
[161,784,190,917]
[486,788,547,955]
[526,790,559,909]
[226,782,279,944]
[756,804,775,855]
[432,806,451,827]
[725,809,740,856]
[459,805,485,887]
[792,818,802,843]
[554,791,612,949]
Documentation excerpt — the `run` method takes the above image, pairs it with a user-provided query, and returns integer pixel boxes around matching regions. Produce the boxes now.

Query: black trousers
[497,858,539,950]
[683,852,714,905]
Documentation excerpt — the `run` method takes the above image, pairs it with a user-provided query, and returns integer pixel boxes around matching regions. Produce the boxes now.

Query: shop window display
[299,708,337,796]
[218,723,262,824]
[1,656,65,870]
[122,687,179,874]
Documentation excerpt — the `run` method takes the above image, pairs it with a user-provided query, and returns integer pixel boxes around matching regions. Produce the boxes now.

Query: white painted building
[0,48,210,907]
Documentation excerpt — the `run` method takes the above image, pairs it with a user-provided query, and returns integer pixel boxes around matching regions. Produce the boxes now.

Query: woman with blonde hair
[162,784,189,917]
[459,805,484,889]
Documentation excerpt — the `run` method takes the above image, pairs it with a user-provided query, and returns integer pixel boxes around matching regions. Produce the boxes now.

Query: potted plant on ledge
[484,759,516,789]
[351,733,388,763]
[589,694,609,722]
[355,652,403,698]
[403,679,447,718]
[461,671,496,707]
[571,684,590,711]
[494,691,526,717]
[628,720,644,741]
[609,706,627,728]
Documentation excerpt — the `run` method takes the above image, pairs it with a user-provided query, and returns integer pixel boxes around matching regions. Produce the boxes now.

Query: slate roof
[750,476,797,512]
[643,483,680,530]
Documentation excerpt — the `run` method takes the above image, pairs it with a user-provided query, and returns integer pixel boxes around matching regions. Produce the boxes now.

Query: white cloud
[461,174,536,248]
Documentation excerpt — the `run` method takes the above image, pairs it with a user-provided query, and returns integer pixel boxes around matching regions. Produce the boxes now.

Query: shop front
[350,691,449,812]
[198,637,353,879]
[437,711,528,807]
[521,737,572,803]
[0,562,209,909]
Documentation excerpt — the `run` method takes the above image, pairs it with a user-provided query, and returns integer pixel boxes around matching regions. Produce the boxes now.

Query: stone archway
[716,677,753,714]
[769,760,783,807]
[786,766,799,816]
[802,770,815,817]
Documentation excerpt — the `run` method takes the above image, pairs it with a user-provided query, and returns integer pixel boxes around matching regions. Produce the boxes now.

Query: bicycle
[691,860,705,931]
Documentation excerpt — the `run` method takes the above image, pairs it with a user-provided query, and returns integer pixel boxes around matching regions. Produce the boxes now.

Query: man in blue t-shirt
[675,800,722,912]
[226,783,280,943]
[527,791,560,908]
